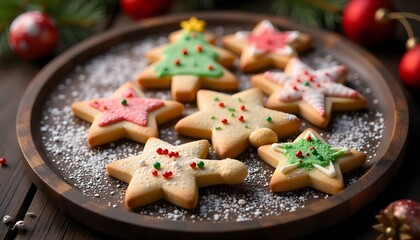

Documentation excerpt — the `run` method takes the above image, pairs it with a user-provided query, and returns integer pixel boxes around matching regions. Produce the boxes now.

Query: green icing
[154,32,223,78]
[283,138,343,171]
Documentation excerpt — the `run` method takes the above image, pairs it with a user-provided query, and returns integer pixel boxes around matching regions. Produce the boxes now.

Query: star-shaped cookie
[252,58,367,128]
[175,88,301,158]
[222,19,312,73]
[258,128,366,194]
[106,138,248,209]
[137,18,237,102]
[71,82,184,147]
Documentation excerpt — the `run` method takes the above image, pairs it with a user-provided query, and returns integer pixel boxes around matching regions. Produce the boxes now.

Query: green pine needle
[272,0,347,29]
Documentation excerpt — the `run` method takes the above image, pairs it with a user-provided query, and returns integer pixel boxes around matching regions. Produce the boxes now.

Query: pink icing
[248,29,291,54]
[265,59,358,116]
[90,88,164,127]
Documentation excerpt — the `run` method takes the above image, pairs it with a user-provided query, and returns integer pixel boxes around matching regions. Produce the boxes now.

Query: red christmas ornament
[119,0,172,20]
[8,11,59,60]
[399,45,420,88]
[342,0,396,45]
[0,157,6,166]
[373,199,420,239]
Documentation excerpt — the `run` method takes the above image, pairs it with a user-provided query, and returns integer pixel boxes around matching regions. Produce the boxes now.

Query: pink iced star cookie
[71,82,184,147]
[222,19,312,72]
[258,128,366,194]
[252,58,367,128]
[106,138,248,209]
[175,88,301,158]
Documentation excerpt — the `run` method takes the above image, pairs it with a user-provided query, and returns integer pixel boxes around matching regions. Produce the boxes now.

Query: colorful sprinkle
[196,45,202,52]
[156,148,163,154]
[228,107,235,112]
[197,161,205,169]
[316,155,324,161]
[211,116,216,120]
[231,113,235,117]
[153,162,161,169]
[208,64,214,70]
[238,116,244,122]
[311,149,318,155]
[295,151,303,158]
[181,48,188,55]
[266,116,272,122]
[240,105,246,111]
[0,157,6,166]
[163,171,173,179]
[169,151,179,158]
[221,119,228,124]
[152,170,158,176]
[244,124,249,129]
[304,82,310,86]
[190,162,197,168]
[174,59,181,65]
[306,136,312,142]
[163,149,169,155]
[215,126,222,131]
[214,97,219,102]
[121,99,127,105]
[218,102,225,108]
[238,98,243,102]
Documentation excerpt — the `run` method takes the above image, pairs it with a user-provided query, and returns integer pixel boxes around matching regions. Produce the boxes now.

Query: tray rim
[16,11,409,239]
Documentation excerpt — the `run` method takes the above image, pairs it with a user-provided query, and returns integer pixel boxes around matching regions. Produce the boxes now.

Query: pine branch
[272,0,347,29]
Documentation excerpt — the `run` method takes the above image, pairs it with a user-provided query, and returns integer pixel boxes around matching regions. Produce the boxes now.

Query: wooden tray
[16,12,408,239]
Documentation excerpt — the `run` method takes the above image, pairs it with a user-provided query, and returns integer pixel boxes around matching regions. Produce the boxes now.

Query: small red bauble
[342,0,396,45]
[8,11,59,60]
[399,45,420,88]
[374,199,420,239]
[119,0,172,20]
[0,157,6,166]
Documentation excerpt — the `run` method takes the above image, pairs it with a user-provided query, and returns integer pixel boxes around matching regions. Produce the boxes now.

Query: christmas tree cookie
[175,88,301,158]
[137,17,237,102]
[258,128,366,194]
[106,138,248,209]
[71,82,184,147]
[252,58,367,128]
[222,19,312,73]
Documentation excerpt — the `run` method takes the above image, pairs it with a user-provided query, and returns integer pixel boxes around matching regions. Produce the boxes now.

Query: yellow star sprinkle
[180,17,206,32]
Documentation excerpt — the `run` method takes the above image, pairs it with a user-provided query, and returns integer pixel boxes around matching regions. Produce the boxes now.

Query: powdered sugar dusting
[37,27,384,222]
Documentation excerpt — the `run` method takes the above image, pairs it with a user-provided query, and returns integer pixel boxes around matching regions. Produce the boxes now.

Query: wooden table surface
[1,3,420,239]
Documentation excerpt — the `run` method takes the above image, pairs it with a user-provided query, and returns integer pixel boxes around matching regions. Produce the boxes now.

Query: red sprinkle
[157,148,163,154]
[238,116,244,122]
[163,149,169,155]
[174,59,181,65]
[152,170,158,176]
[295,151,303,158]
[174,152,179,157]
[306,153,310,156]
[240,105,246,111]
[190,162,197,168]
[126,92,133,98]
[309,146,315,150]
[218,102,225,108]
[303,70,309,75]
[324,72,330,77]
[208,64,213,70]
[292,85,298,91]
[181,48,188,55]
[0,157,6,166]
[163,171,173,179]
[221,119,228,124]
[306,136,312,142]
[169,151,179,158]
[191,33,197,38]
[196,45,202,52]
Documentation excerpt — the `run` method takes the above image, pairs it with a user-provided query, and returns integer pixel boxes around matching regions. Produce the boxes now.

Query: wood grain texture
[14,12,408,239]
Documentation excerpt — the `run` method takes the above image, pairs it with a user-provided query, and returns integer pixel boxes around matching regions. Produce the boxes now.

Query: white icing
[313,161,336,177]
[271,143,286,153]
[279,162,300,174]
[235,31,250,40]
[332,147,351,157]
[303,131,317,141]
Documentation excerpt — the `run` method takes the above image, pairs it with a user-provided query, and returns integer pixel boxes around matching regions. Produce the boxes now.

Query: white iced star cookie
[222,19,312,72]
[252,58,367,128]
[258,128,366,194]
[71,82,184,147]
[106,138,248,209]
[175,88,301,158]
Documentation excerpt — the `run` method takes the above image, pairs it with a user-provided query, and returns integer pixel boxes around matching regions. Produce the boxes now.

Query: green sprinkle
[244,124,249,129]
[215,127,222,131]
[316,155,324,161]
[197,161,205,169]
[304,82,310,86]
[214,97,219,102]
[121,99,127,105]
[231,113,235,117]
[211,116,216,120]
[238,98,243,102]
[311,149,318,155]
[228,107,235,112]
[266,116,272,122]
[153,162,161,169]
